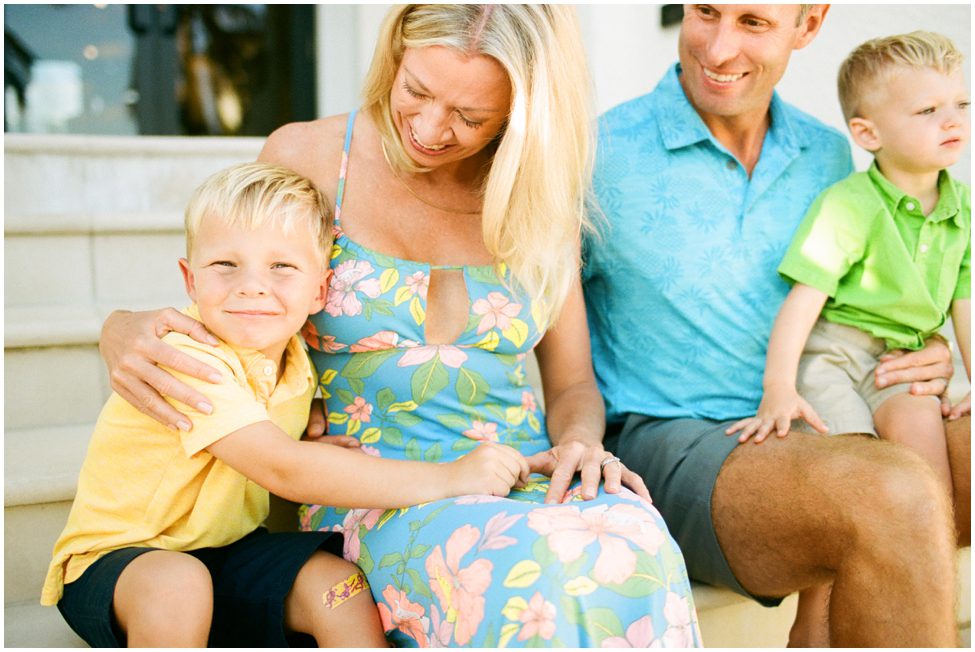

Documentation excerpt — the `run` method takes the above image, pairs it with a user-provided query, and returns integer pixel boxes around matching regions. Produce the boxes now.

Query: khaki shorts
[795,319,939,436]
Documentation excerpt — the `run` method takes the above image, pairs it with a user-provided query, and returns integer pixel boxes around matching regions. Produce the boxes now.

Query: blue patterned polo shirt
[585,64,854,423]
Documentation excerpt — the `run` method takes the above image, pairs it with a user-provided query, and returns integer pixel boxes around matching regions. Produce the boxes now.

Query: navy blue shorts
[57,528,341,647]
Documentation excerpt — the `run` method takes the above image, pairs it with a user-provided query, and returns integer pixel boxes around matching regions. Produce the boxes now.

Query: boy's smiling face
[853,66,970,175]
[179,216,329,364]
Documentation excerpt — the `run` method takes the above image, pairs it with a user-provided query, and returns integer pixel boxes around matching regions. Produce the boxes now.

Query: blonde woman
[99,5,700,646]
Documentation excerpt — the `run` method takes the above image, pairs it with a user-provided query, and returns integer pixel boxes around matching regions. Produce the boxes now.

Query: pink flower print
[378,585,430,647]
[454,494,506,505]
[426,525,492,646]
[472,292,522,334]
[337,507,383,562]
[350,330,400,352]
[601,615,659,648]
[359,445,381,457]
[521,391,537,412]
[405,271,430,300]
[397,344,468,368]
[478,512,523,552]
[326,259,382,317]
[526,503,667,584]
[344,397,373,423]
[428,605,453,648]
[517,592,557,642]
[462,420,499,442]
[299,504,322,531]
[300,321,347,353]
[661,592,698,647]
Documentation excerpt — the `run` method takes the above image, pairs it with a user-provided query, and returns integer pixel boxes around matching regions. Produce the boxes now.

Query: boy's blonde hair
[838,31,964,122]
[362,5,595,327]
[185,162,332,265]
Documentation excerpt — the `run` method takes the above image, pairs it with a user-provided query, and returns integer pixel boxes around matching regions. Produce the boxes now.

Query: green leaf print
[405,438,422,461]
[601,551,668,598]
[452,437,479,452]
[562,551,590,579]
[381,427,403,446]
[406,568,433,599]
[371,299,394,316]
[531,535,558,568]
[394,411,423,427]
[336,389,355,405]
[467,265,502,285]
[424,443,442,462]
[560,595,583,625]
[376,387,396,412]
[580,608,624,646]
[358,542,375,574]
[410,356,448,404]
[348,377,365,397]
[379,552,404,569]
[371,251,397,269]
[341,349,398,379]
[437,413,471,430]
[455,367,489,405]
[410,544,431,559]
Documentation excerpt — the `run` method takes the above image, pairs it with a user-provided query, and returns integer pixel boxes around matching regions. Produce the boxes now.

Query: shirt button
[920,244,929,254]
[905,201,916,211]
[263,365,274,376]
[726,160,736,170]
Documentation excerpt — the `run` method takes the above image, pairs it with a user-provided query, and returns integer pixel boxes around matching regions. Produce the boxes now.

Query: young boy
[42,163,528,647]
[726,31,970,645]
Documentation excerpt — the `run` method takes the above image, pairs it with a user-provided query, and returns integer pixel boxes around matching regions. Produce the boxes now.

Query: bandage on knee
[322,570,369,609]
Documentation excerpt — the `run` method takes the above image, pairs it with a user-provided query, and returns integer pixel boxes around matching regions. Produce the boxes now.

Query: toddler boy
[726,31,970,645]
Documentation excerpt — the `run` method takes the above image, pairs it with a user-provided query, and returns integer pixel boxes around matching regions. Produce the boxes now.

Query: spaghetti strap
[334,109,357,225]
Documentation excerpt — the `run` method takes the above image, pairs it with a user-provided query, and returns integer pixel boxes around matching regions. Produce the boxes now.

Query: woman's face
[390,46,511,168]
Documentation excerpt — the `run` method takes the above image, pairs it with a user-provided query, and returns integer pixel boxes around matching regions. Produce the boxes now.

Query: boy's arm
[206,421,530,508]
[949,299,971,419]
[726,283,830,442]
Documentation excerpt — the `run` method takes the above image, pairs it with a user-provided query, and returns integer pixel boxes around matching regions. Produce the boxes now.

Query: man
[585,4,970,646]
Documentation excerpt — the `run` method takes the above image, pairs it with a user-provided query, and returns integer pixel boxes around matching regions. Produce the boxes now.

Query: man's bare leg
[713,432,956,646]
[946,415,971,546]
[789,584,830,647]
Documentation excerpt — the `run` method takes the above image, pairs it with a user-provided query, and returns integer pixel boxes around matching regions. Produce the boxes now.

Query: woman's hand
[302,398,360,447]
[526,440,651,504]
[100,308,222,430]
[725,384,828,443]
[875,338,954,414]
[949,392,971,421]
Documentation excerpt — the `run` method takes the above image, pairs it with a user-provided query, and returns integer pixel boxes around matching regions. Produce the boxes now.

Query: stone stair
[4,134,970,647]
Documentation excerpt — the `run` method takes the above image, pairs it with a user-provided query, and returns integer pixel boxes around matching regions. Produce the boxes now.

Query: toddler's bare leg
[284,552,387,647]
[874,393,952,496]
[113,550,213,647]
[789,583,830,647]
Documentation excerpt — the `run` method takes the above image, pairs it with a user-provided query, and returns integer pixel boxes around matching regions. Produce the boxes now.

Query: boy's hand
[948,392,971,421]
[302,399,360,447]
[446,442,530,498]
[725,385,829,443]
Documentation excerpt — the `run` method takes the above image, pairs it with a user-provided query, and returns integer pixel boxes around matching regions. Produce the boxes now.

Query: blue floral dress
[299,112,701,647]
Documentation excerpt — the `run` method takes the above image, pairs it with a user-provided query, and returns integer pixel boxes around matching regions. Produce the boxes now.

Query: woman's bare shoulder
[258,114,351,178]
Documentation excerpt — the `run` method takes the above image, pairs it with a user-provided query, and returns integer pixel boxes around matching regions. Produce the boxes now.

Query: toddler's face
[179,217,329,363]
[861,67,969,174]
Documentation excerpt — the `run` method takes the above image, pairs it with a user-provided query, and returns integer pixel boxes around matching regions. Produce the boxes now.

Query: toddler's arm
[949,299,971,420]
[207,422,530,508]
[726,283,830,443]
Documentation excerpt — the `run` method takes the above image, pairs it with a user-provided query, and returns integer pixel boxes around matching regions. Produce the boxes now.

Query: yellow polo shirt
[41,306,315,605]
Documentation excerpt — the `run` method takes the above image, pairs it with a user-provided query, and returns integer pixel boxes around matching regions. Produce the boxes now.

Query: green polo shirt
[779,162,970,351]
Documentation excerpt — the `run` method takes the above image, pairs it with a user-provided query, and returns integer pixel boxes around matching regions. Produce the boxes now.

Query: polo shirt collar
[655,63,805,153]
[184,304,313,402]
[867,161,963,226]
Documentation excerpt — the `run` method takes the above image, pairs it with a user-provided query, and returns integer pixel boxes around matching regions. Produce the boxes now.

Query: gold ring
[600,455,621,469]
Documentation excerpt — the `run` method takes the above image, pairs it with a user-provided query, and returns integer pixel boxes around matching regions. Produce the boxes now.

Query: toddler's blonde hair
[185,162,332,265]
[838,31,964,122]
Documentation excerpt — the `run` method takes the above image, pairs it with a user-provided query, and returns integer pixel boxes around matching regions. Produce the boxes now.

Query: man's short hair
[184,162,333,264]
[838,31,964,122]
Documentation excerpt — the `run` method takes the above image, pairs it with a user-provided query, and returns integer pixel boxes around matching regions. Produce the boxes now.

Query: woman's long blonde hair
[362,4,596,328]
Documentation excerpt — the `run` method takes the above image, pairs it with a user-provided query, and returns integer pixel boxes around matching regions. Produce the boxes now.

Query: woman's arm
[100,308,222,430]
[529,277,650,503]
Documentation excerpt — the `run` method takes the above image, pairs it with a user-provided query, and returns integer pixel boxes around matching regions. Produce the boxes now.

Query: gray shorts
[608,415,783,607]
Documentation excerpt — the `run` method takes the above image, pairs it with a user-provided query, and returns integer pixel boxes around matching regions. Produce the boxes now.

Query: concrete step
[4,600,86,648]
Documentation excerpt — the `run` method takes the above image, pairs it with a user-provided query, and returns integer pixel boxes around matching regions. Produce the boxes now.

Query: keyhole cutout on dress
[424,268,470,345]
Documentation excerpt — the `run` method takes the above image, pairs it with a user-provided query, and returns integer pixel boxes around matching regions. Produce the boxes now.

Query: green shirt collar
[867,161,963,226]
